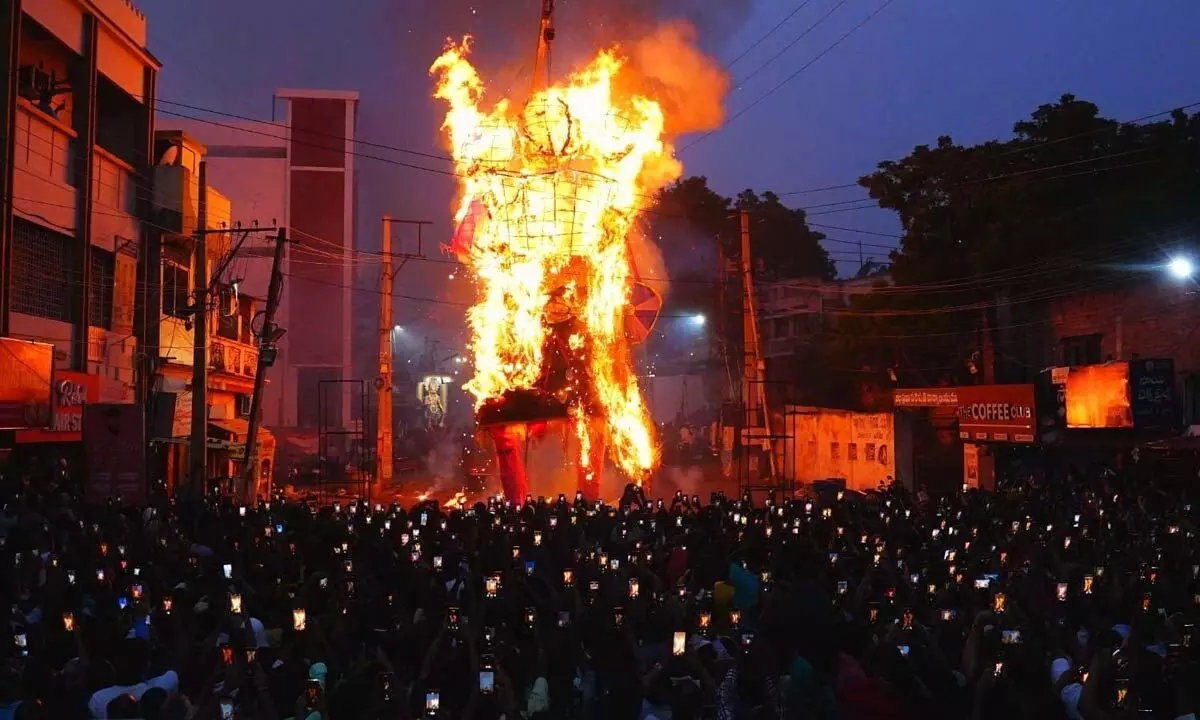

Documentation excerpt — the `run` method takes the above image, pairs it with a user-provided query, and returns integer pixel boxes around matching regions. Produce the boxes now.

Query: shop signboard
[1129,358,1176,430]
[956,384,1037,443]
[16,371,99,443]
[0,338,54,430]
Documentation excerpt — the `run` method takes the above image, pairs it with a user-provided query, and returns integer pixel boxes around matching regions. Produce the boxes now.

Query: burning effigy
[430,19,720,502]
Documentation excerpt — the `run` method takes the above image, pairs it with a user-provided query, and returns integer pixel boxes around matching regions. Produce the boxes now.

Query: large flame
[431,36,684,481]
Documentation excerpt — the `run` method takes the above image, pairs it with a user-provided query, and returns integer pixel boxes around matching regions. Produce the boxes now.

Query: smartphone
[898,644,911,657]
[305,678,322,708]
[14,633,27,656]
[220,699,234,720]
[448,607,460,631]
[420,512,428,527]
[1114,678,1131,709]
[525,560,535,576]
[222,563,233,579]
[672,631,686,656]
[246,648,257,664]
[629,578,639,599]
[525,607,537,626]
[380,671,396,702]
[901,608,914,630]
[425,690,440,716]
[1083,575,1094,594]
[557,610,569,628]
[63,612,75,632]
[614,607,625,627]
[698,611,711,632]
[486,576,499,598]
[837,580,848,595]
[220,644,234,666]
[293,607,307,631]
[589,580,600,594]
[433,555,443,569]
[1056,583,1068,602]
[118,596,129,610]
[562,569,574,586]
[742,632,755,648]
[992,592,1007,614]
[974,577,990,590]
[868,602,880,624]
[229,593,243,614]
[479,670,495,694]
[1002,629,1022,644]
[96,568,105,582]
[941,609,956,622]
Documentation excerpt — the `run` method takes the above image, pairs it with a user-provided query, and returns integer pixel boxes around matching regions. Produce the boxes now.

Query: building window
[848,443,858,461]
[12,217,71,321]
[830,441,840,460]
[162,261,191,319]
[1062,333,1102,367]
[88,248,115,329]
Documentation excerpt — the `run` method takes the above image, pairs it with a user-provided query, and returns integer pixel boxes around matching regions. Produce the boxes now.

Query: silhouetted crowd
[2,462,1198,719]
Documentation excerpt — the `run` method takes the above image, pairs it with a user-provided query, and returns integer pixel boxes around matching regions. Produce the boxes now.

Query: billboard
[786,408,896,491]
[956,384,1036,443]
[1066,363,1132,429]
[83,404,146,505]
[0,338,54,430]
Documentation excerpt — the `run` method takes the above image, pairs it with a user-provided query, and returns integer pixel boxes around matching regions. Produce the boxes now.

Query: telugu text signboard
[1130,358,1176,430]
[0,338,54,430]
[956,384,1037,443]
[83,404,146,505]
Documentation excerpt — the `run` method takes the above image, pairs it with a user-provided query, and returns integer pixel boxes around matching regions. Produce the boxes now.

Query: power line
[724,0,819,68]
[732,0,848,88]
[681,0,899,153]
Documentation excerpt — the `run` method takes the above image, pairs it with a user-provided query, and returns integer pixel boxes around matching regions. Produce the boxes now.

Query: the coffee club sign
[16,371,98,443]
[894,384,1037,443]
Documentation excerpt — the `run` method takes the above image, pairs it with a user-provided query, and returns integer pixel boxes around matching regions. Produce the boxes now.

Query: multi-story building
[149,130,276,490]
[0,0,158,453]
[159,89,362,477]
[758,275,890,360]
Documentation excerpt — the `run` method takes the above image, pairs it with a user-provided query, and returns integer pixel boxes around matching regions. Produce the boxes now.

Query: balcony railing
[209,338,258,378]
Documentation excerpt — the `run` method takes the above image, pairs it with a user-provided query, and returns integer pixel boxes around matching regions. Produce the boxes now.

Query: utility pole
[375,217,430,500]
[377,216,395,495]
[739,210,777,479]
[188,161,209,493]
[240,227,288,501]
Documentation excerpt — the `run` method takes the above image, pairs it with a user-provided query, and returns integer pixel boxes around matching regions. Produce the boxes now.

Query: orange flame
[430,36,686,481]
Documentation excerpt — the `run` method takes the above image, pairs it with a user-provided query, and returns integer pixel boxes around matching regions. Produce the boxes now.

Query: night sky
[143,0,1200,343]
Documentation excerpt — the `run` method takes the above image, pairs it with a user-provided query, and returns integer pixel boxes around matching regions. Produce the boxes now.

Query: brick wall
[1049,280,1200,376]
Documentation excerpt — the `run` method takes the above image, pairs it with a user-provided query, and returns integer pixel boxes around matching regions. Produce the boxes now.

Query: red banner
[83,404,146,505]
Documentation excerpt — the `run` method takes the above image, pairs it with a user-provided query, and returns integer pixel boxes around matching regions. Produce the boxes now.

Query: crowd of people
[2,460,1198,719]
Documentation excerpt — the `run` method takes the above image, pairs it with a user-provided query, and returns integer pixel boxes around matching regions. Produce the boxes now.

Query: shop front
[208,417,277,499]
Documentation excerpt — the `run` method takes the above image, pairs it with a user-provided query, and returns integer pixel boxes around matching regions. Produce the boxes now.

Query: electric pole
[188,161,209,492]
[739,210,777,479]
[375,216,431,501]
[377,216,394,495]
[240,227,288,501]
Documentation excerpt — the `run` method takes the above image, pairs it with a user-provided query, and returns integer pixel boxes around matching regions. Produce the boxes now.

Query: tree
[833,95,1200,389]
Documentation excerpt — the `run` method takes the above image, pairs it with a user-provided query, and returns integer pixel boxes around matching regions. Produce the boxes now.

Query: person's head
[111,639,151,685]
[105,693,140,719]
[139,687,168,720]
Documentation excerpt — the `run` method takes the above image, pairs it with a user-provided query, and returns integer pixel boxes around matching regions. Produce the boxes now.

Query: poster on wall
[1066,363,1132,429]
[787,408,895,491]
[0,338,54,430]
[83,404,146,505]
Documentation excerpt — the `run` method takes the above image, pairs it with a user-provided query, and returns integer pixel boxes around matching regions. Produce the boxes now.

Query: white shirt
[87,670,178,719]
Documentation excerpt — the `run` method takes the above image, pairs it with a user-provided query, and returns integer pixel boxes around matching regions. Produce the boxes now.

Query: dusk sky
[143,0,1200,336]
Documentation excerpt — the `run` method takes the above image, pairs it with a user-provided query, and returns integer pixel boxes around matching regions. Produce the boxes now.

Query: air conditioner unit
[16,65,51,102]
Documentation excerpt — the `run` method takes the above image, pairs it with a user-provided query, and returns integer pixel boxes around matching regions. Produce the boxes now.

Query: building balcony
[209,337,258,379]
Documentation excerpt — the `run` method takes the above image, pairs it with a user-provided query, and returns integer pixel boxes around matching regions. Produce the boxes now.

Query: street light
[393,325,404,333]
[690,313,706,327]
[1167,257,1194,280]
